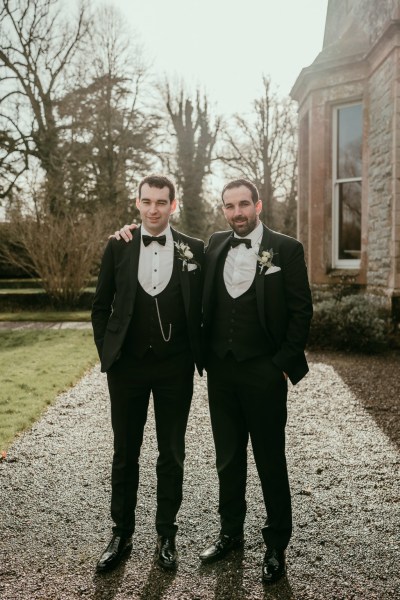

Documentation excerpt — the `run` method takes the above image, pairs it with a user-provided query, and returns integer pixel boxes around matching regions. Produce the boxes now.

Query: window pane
[337,104,362,179]
[338,182,361,259]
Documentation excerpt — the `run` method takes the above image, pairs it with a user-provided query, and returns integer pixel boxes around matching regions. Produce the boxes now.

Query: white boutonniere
[174,241,201,272]
[256,246,278,275]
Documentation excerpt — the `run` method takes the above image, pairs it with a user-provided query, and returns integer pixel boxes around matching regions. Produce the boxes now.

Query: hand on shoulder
[108,223,137,242]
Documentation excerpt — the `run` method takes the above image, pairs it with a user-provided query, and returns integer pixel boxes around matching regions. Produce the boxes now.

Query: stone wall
[366,54,394,289]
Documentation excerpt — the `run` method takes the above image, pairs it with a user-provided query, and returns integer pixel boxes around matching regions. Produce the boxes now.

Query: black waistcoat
[211,251,274,361]
[122,260,190,359]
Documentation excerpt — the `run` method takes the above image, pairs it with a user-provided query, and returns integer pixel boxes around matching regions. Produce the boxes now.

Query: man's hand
[108,223,138,242]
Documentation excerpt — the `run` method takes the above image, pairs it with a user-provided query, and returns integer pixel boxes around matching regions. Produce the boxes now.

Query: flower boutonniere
[174,241,201,272]
[256,246,278,274]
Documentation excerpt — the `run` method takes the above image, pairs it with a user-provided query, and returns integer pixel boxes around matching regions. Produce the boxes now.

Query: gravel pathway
[0,356,398,600]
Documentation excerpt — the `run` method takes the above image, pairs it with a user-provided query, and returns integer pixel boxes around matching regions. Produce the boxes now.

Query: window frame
[332,102,363,269]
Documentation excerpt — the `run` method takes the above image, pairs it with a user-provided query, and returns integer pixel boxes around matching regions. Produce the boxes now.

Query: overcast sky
[94,0,329,115]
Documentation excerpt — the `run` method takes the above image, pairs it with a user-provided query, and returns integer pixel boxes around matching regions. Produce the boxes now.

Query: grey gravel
[0,354,399,599]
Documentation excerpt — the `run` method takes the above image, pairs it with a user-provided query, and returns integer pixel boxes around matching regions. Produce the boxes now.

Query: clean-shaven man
[92,175,204,573]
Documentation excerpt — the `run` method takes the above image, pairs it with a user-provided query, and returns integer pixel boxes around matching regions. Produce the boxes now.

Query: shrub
[0,211,108,308]
[0,223,35,278]
[308,295,389,353]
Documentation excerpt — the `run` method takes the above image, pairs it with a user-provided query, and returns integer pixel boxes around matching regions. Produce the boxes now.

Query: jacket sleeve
[194,238,205,268]
[272,241,313,375]
[91,240,116,360]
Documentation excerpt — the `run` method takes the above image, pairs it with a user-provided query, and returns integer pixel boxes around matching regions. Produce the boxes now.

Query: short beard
[230,216,258,237]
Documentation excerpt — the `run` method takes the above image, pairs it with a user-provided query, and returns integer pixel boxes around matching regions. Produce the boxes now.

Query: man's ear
[256,199,263,215]
[170,198,177,214]
[135,197,140,209]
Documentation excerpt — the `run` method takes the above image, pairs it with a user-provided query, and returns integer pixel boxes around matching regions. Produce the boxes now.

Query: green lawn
[0,288,44,294]
[0,311,91,321]
[0,329,98,451]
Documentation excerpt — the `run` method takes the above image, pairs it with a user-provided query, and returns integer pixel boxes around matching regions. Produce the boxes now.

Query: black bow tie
[142,234,167,247]
[229,237,252,249]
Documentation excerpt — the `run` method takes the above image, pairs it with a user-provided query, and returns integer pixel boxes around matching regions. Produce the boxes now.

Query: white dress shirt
[138,225,174,296]
[223,221,263,298]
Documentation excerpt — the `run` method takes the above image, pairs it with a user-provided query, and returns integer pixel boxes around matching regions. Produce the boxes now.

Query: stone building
[291,0,400,317]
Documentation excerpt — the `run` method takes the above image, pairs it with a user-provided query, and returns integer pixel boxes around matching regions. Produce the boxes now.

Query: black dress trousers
[106,349,194,538]
[206,351,292,550]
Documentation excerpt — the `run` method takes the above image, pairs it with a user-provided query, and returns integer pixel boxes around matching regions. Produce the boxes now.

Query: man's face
[222,185,262,236]
[136,184,176,235]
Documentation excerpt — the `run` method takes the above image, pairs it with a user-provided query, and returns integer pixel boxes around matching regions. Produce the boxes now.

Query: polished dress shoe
[262,548,286,584]
[156,536,178,570]
[96,535,132,573]
[199,534,244,563]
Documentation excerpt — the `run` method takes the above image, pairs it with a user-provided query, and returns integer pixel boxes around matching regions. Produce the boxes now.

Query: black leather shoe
[262,548,286,584]
[156,536,177,570]
[199,534,244,564]
[96,535,132,573]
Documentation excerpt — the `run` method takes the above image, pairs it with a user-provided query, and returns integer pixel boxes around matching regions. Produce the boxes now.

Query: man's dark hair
[138,174,176,202]
[221,179,259,205]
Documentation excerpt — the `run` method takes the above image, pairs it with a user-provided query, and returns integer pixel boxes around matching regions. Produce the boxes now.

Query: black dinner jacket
[91,226,204,374]
[202,224,313,385]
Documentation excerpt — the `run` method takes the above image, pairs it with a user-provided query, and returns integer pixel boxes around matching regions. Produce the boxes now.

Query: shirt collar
[141,224,172,241]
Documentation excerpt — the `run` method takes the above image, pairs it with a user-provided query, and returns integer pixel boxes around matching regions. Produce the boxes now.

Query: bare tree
[0,0,89,212]
[57,5,159,218]
[219,76,298,233]
[163,83,221,238]
[0,1,162,306]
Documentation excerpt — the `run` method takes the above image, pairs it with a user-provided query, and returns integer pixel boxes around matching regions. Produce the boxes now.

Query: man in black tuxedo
[91,174,204,573]
[198,179,313,584]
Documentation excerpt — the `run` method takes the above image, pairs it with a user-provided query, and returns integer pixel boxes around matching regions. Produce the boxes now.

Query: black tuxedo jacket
[202,224,313,385]
[91,226,204,374]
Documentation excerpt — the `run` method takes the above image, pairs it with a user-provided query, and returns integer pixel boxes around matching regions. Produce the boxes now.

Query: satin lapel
[172,228,190,317]
[256,225,273,335]
[203,233,231,316]
[128,226,141,303]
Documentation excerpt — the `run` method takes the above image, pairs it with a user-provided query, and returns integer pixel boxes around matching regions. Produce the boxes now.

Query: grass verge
[0,329,98,451]
[0,311,91,321]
